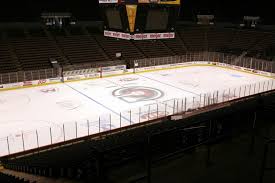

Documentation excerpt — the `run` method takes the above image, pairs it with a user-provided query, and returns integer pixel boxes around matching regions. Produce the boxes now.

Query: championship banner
[126,5,137,32]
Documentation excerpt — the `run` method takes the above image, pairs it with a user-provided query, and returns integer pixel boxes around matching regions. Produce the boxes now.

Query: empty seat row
[133,40,173,58]
[0,25,275,76]
[56,35,108,65]
[94,35,145,60]
[0,172,33,183]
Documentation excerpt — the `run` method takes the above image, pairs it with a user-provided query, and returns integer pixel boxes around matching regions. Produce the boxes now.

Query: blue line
[64,83,132,123]
[136,73,201,96]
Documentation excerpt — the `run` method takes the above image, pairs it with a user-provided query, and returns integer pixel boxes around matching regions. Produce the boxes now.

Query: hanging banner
[126,5,137,33]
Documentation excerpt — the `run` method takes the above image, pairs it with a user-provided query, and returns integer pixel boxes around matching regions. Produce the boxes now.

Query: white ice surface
[0,66,273,156]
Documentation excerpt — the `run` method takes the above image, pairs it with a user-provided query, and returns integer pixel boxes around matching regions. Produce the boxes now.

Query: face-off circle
[119,77,139,82]
[112,86,164,103]
[0,94,31,110]
[56,100,82,110]
[40,87,59,93]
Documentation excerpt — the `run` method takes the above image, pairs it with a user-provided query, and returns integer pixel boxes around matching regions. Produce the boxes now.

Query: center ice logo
[112,86,164,103]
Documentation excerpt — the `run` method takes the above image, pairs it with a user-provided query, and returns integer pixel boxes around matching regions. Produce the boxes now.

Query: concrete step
[1,169,84,183]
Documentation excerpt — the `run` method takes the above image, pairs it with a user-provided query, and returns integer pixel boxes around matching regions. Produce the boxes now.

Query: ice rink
[0,65,274,156]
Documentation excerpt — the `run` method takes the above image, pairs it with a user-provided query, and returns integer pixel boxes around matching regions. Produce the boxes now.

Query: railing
[132,52,275,74]
[63,60,125,71]
[0,68,59,85]
[0,60,125,85]
[0,78,274,157]
[0,52,274,85]
[0,51,275,157]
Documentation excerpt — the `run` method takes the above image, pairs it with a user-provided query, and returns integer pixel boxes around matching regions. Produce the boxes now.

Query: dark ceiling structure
[0,0,273,24]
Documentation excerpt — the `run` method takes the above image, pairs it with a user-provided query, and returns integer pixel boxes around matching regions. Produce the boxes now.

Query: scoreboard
[99,0,181,40]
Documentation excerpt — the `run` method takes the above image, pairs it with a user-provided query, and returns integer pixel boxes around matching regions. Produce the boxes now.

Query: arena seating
[56,35,108,65]
[2,140,98,178]
[10,37,66,71]
[0,23,275,75]
[28,27,47,37]
[161,32,187,55]
[2,139,138,179]
[177,25,208,51]
[94,35,145,60]
[0,109,243,182]
[247,32,275,58]
[225,30,259,55]
[1,21,275,183]
[0,172,33,183]
[6,28,26,39]
[0,41,19,73]
[207,27,235,52]
[132,40,173,58]
[66,26,85,36]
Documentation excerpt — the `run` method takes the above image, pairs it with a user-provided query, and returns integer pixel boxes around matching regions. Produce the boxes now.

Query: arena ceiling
[0,0,273,24]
